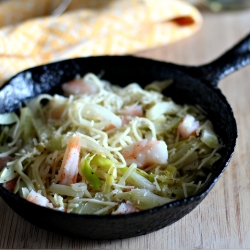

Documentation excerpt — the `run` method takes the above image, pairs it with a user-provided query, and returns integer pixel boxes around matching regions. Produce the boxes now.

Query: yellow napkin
[0,0,202,87]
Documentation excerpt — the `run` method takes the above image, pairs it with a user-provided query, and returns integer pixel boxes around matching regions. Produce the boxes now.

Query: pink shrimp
[62,79,98,96]
[113,203,138,214]
[177,114,199,139]
[121,139,168,169]
[104,104,143,131]
[26,190,49,207]
[103,123,117,131]
[119,104,143,117]
[49,104,66,120]
[59,135,81,185]
[0,156,13,170]
[119,104,143,126]
[3,178,17,193]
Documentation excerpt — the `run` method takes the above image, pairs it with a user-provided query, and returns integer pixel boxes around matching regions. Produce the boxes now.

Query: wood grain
[1,7,250,249]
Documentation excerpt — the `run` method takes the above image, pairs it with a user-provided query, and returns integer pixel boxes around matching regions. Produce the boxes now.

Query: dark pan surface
[0,33,249,240]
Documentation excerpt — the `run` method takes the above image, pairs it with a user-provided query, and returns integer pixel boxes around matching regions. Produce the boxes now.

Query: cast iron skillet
[0,33,250,240]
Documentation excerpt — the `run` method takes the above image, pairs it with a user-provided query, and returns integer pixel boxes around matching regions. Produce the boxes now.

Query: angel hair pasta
[0,73,222,215]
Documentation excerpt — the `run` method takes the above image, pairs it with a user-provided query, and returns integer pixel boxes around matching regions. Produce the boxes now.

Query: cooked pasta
[0,73,222,214]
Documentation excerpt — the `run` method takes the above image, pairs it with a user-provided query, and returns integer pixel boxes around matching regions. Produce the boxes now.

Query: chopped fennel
[0,113,19,125]
[115,188,174,210]
[0,73,222,215]
[200,121,220,148]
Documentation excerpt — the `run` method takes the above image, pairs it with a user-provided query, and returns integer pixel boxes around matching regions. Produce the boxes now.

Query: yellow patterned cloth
[0,0,202,86]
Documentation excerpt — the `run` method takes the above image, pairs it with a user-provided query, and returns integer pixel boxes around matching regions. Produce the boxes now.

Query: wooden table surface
[1,5,250,250]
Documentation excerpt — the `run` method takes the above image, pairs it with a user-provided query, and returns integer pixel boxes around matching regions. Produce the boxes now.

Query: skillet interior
[0,56,237,239]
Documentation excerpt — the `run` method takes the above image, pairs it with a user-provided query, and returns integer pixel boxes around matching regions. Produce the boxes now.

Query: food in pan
[0,73,222,215]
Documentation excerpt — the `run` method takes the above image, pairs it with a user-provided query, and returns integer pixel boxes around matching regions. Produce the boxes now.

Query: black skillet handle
[186,33,250,87]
